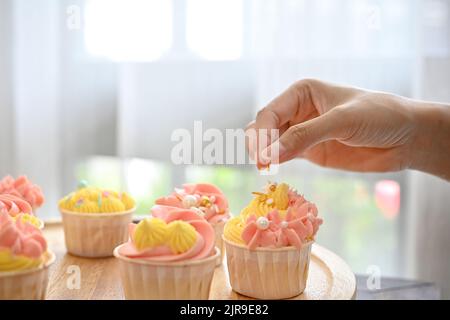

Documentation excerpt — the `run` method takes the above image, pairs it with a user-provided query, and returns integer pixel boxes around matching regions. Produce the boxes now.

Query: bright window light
[186,0,243,60]
[84,0,172,61]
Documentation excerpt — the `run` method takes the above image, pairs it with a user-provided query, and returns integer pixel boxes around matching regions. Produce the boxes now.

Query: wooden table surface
[44,224,356,300]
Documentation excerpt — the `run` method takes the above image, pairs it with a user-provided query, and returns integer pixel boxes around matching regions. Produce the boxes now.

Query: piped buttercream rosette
[224,182,323,249]
[118,207,215,262]
[0,211,47,272]
[155,183,229,224]
[0,175,44,210]
[0,194,42,228]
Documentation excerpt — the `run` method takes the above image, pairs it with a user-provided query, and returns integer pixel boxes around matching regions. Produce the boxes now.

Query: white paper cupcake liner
[223,237,312,299]
[213,221,225,266]
[0,250,55,300]
[114,245,220,300]
[60,208,134,258]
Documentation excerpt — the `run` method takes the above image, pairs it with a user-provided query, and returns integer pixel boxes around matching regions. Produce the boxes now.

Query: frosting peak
[155,183,230,224]
[0,175,44,210]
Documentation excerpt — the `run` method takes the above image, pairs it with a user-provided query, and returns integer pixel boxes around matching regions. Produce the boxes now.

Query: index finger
[254,81,308,165]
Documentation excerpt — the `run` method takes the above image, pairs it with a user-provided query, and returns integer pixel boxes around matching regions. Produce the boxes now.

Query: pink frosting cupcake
[223,182,323,299]
[154,183,230,265]
[114,207,219,299]
[0,211,55,299]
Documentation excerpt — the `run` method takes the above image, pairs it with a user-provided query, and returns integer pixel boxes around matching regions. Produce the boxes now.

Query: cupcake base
[114,245,220,300]
[0,251,55,300]
[60,208,134,258]
[224,238,312,299]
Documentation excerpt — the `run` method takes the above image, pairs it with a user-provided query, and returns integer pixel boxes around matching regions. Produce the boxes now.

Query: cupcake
[155,183,229,265]
[114,207,218,300]
[0,194,44,229]
[0,211,55,299]
[223,182,323,299]
[58,182,136,257]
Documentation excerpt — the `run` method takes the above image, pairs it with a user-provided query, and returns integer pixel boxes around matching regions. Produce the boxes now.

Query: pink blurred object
[0,175,45,210]
[375,180,400,219]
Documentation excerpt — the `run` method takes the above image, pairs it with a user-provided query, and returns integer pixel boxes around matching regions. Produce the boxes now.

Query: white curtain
[1,0,449,297]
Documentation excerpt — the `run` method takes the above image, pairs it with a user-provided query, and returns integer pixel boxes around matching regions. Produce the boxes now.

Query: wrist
[409,100,450,180]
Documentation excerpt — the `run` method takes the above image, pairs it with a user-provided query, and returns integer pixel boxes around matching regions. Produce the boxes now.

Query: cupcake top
[0,194,42,228]
[0,211,48,272]
[224,182,323,250]
[118,206,215,262]
[0,175,44,210]
[155,183,229,224]
[58,182,135,214]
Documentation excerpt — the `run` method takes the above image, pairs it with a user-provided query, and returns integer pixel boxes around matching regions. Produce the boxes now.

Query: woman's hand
[247,79,450,179]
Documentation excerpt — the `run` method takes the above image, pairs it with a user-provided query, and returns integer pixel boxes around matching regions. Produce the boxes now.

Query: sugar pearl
[256,217,270,230]
[280,221,289,229]
[182,195,197,208]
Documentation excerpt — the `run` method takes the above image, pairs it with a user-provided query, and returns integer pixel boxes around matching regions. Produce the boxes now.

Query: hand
[247,79,450,178]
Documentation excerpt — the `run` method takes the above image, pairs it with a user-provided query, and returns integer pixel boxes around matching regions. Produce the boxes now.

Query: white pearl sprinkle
[280,221,289,229]
[266,198,274,205]
[256,217,270,230]
[182,195,197,208]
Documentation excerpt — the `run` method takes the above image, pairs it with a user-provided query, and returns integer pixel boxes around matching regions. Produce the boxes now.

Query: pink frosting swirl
[0,194,33,217]
[155,183,229,224]
[118,207,215,262]
[0,211,47,259]
[0,175,44,210]
[242,198,323,250]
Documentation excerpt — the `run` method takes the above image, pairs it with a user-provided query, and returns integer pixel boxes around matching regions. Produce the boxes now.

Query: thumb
[261,109,349,164]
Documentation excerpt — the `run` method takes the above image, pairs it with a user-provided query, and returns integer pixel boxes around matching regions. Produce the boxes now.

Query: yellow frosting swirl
[240,183,290,219]
[100,197,125,213]
[132,218,198,254]
[12,213,42,228]
[166,221,198,254]
[0,249,43,272]
[223,216,245,244]
[120,192,135,210]
[133,218,168,250]
[59,187,135,214]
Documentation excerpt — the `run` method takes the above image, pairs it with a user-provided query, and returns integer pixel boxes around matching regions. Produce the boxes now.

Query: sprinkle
[280,221,289,229]
[75,198,84,207]
[102,191,110,197]
[77,180,88,189]
[266,198,274,205]
[256,217,270,230]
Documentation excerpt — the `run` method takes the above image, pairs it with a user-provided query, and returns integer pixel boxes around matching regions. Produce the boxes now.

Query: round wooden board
[43,224,356,300]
